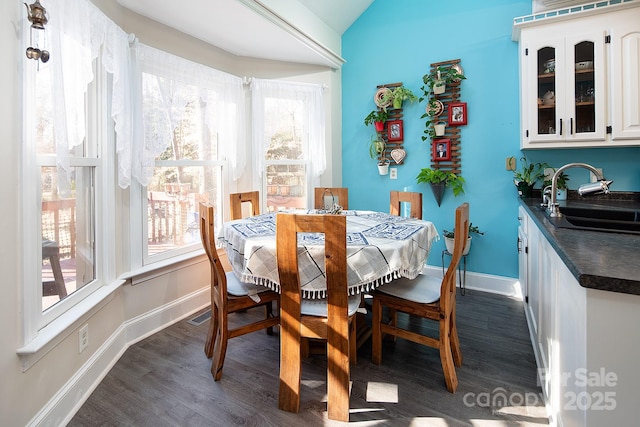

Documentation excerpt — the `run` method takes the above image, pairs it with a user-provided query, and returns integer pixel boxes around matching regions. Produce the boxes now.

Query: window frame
[22,53,115,337]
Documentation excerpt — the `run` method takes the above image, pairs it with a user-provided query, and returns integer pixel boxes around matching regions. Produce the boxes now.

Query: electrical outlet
[79,324,88,353]
[506,156,516,171]
[389,168,397,179]
[590,168,603,183]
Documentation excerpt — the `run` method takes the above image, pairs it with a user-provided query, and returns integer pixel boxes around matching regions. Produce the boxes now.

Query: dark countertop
[520,193,640,295]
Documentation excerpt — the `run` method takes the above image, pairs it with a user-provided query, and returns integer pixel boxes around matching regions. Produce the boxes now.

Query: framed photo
[387,120,403,142]
[448,102,467,126]
[432,139,451,161]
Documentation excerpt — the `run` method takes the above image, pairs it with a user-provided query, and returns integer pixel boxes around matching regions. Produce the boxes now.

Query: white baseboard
[423,264,523,299]
[29,287,210,427]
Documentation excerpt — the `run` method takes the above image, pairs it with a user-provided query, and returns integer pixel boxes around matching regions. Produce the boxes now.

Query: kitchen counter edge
[520,199,640,295]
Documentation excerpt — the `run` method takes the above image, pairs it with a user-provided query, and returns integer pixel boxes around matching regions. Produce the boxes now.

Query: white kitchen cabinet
[513,1,640,149]
[610,16,640,141]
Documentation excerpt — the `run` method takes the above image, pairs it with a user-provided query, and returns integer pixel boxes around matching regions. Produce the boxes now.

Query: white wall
[1,0,341,425]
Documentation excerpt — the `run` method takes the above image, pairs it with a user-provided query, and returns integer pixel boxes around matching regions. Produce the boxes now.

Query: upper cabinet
[513,1,640,149]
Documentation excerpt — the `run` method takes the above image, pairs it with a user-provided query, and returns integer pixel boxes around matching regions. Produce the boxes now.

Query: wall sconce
[25,0,50,63]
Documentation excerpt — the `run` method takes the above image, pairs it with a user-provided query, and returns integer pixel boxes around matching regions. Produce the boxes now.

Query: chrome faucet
[546,162,612,217]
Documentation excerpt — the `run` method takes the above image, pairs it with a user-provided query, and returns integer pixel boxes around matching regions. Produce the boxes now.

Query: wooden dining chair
[371,202,469,393]
[389,190,423,219]
[199,202,279,381]
[229,191,260,220]
[313,187,349,210]
[276,213,361,422]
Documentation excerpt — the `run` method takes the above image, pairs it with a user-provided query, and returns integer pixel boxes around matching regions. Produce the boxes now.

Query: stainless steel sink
[540,202,640,235]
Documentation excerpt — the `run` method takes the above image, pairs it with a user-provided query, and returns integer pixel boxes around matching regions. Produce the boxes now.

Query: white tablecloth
[221,210,439,299]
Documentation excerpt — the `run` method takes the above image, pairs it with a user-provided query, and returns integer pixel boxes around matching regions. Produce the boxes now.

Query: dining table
[220,209,440,299]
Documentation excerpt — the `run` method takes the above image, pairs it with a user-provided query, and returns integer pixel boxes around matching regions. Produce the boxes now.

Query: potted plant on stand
[369,135,389,175]
[416,167,465,206]
[443,223,484,256]
[364,110,388,132]
[513,156,549,198]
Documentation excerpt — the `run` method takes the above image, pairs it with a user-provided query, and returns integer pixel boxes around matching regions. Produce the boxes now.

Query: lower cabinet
[520,210,588,427]
[521,208,640,426]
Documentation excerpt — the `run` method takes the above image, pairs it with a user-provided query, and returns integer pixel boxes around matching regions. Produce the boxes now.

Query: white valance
[130,43,246,185]
[46,0,132,192]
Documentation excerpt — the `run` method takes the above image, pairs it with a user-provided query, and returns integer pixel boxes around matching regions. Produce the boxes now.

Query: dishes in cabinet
[543,58,555,74]
[575,61,594,71]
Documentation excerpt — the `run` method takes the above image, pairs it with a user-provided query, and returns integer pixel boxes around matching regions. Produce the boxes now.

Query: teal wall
[342,0,640,279]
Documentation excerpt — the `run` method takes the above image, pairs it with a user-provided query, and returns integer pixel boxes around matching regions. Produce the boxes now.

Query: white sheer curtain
[250,79,326,179]
[46,0,132,193]
[130,43,246,185]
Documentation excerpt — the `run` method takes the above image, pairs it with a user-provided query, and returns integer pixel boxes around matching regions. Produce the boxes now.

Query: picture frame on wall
[448,102,467,126]
[432,138,451,161]
[387,120,403,142]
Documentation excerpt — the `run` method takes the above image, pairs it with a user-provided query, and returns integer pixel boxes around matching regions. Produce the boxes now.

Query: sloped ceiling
[117,0,373,68]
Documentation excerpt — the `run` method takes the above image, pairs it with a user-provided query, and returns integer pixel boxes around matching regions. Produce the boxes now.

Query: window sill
[16,279,124,371]
[120,250,206,286]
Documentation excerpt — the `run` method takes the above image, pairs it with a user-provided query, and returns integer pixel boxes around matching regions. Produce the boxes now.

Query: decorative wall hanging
[24,0,50,64]
[367,82,410,171]
[448,102,467,126]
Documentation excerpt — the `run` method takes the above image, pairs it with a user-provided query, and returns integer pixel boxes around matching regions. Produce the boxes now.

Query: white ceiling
[117,0,373,67]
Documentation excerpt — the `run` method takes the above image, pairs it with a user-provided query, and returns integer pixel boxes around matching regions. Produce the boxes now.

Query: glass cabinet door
[537,46,557,136]
[573,41,595,134]
[566,33,606,142]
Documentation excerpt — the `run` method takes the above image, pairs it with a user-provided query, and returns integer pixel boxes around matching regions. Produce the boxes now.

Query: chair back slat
[440,203,469,311]
[390,191,423,219]
[314,188,349,210]
[230,191,260,220]
[199,203,228,297]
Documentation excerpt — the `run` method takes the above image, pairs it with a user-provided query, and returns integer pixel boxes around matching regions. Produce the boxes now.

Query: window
[26,54,106,326]
[134,45,245,264]
[250,79,326,211]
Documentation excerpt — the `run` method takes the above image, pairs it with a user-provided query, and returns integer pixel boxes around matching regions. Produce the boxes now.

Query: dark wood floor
[69,290,549,426]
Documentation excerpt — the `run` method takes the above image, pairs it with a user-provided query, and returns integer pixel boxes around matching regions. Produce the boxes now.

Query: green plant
[381,86,418,108]
[416,167,465,196]
[419,66,466,99]
[442,223,485,239]
[364,110,388,127]
[369,135,386,162]
[420,98,442,141]
[513,156,549,186]
[543,170,570,190]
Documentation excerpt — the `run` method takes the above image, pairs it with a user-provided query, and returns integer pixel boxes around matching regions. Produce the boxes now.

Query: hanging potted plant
[364,110,388,132]
[369,135,389,175]
[421,66,466,97]
[381,86,418,109]
[416,167,465,206]
[443,223,484,256]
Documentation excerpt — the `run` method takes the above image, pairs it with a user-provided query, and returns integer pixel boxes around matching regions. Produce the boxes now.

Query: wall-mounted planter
[430,183,445,206]
[374,121,385,132]
[378,160,390,175]
[434,121,446,136]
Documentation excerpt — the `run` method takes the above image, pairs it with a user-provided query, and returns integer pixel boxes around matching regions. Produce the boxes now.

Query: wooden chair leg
[265,302,274,335]
[450,310,463,367]
[279,320,302,413]
[326,319,350,421]
[371,297,382,365]
[349,317,357,366]
[439,316,458,393]
[211,308,229,381]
